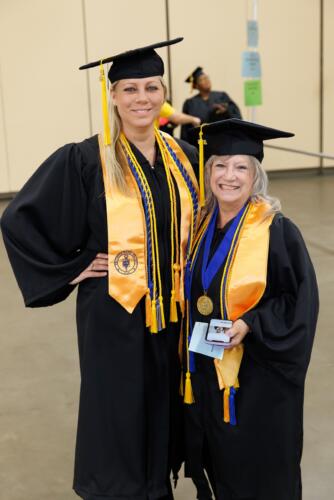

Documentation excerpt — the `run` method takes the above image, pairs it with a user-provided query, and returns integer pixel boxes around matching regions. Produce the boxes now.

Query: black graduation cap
[79,37,183,82]
[197,118,294,163]
[194,119,294,206]
[185,66,204,85]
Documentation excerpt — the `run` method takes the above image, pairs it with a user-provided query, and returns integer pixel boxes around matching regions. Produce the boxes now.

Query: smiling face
[111,77,165,130]
[209,155,254,211]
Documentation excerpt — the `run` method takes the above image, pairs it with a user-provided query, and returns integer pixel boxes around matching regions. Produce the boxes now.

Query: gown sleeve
[241,215,319,386]
[0,142,97,307]
[223,93,242,119]
[208,92,242,121]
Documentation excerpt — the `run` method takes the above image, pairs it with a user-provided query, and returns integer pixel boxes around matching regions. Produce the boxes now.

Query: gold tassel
[184,371,195,404]
[145,290,152,328]
[159,295,166,330]
[99,62,111,146]
[170,290,178,323]
[150,299,158,334]
[173,263,181,302]
[223,387,230,423]
[179,373,184,396]
[198,126,207,208]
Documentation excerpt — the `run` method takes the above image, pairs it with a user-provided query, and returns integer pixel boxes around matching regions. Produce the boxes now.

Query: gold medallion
[197,295,214,316]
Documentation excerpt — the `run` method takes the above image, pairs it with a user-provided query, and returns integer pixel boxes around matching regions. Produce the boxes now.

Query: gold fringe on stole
[99,62,111,146]
[223,387,230,423]
[184,372,194,404]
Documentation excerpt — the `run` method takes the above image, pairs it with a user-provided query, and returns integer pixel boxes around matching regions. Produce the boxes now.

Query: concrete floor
[0,175,333,500]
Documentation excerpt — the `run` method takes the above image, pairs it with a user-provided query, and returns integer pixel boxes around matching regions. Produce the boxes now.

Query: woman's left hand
[224,319,250,349]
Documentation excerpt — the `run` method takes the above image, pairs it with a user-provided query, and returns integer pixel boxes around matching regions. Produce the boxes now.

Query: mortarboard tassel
[145,289,152,328]
[229,386,237,426]
[198,126,207,207]
[184,371,194,404]
[99,62,111,146]
[223,387,230,423]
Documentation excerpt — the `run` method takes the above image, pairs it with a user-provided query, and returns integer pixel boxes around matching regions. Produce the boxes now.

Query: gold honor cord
[120,140,156,329]
[183,202,273,424]
[183,214,211,403]
[155,131,180,323]
[157,129,200,315]
[98,127,198,324]
[120,134,165,333]
[220,204,251,320]
[183,204,250,405]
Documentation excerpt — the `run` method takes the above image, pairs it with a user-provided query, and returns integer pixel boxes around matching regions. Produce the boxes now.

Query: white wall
[0,0,332,192]
[0,65,10,193]
[83,0,168,136]
[169,0,320,171]
[324,0,334,168]
[0,0,90,191]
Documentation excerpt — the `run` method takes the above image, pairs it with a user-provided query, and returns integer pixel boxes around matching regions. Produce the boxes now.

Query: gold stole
[213,201,274,391]
[98,133,199,315]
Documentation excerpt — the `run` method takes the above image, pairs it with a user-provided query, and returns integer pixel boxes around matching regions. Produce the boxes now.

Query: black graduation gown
[184,214,319,500]
[0,134,198,500]
[181,91,242,144]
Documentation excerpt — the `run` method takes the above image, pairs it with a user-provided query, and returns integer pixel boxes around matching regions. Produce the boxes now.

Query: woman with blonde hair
[181,119,318,500]
[1,39,200,499]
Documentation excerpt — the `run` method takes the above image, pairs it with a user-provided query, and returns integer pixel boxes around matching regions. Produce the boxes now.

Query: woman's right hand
[70,253,108,285]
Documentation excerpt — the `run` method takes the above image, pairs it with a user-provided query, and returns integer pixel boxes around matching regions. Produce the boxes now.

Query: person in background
[182,119,318,500]
[159,100,201,136]
[181,67,242,144]
[1,38,200,500]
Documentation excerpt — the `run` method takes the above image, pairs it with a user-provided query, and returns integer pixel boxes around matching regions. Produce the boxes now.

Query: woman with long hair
[1,39,200,500]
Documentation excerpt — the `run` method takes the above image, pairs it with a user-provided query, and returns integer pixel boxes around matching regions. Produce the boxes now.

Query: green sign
[244,79,262,106]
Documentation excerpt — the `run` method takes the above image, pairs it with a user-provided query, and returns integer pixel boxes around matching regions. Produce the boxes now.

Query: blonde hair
[204,155,281,215]
[102,77,167,194]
